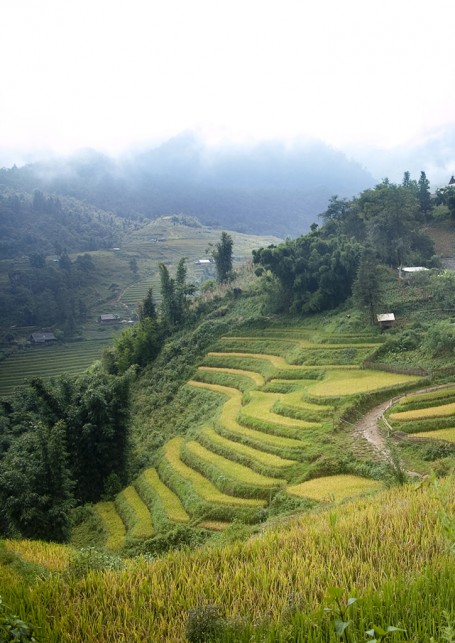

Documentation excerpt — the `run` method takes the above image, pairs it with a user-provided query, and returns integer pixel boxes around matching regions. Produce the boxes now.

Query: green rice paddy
[92,327,434,546]
[0,339,112,398]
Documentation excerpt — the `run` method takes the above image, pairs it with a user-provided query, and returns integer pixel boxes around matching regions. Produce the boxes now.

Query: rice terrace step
[93,327,431,544]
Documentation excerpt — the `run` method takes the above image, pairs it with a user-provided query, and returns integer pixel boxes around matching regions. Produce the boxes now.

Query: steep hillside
[0,217,280,397]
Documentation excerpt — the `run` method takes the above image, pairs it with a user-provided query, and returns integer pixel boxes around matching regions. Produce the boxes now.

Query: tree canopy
[254,177,435,315]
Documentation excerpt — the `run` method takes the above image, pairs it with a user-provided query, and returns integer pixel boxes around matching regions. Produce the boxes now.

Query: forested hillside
[0,135,375,237]
[0,171,454,642]
[0,186,126,259]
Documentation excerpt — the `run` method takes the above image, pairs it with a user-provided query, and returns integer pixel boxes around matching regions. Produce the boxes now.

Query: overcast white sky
[1,0,455,165]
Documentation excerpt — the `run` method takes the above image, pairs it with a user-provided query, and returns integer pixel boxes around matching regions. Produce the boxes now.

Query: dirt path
[352,400,392,461]
[351,384,452,470]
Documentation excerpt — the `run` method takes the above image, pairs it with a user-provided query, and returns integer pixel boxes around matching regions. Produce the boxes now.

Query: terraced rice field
[115,486,155,539]
[307,368,420,398]
[95,502,126,550]
[387,385,455,442]
[0,339,112,398]
[416,428,455,442]
[93,327,427,548]
[287,474,384,502]
[2,539,75,572]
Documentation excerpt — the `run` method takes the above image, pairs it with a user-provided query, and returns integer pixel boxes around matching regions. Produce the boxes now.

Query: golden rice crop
[3,539,75,572]
[198,520,231,531]
[390,401,455,422]
[412,427,455,442]
[243,391,321,429]
[164,437,265,507]
[197,366,265,387]
[189,381,304,451]
[185,440,286,488]
[287,474,384,502]
[4,481,452,642]
[199,426,297,468]
[207,350,289,369]
[139,468,190,523]
[94,502,126,550]
[116,487,154,539]
[281,387,333,413]
[399,385,455,405]
[308,369,421,397]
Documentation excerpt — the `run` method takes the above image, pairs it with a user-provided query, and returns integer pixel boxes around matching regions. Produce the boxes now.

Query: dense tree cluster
[253,176,436,315]
[0,251,95,334]
[0,368,131,541]
[111,258,196,374]
[0,187,124,260]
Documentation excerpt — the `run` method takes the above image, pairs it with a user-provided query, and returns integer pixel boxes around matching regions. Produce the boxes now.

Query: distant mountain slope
[0,134,375,237]
[0,186,125,259]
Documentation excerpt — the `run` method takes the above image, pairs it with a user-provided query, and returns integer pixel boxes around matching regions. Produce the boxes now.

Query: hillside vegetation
[1,171,455,641]
[0,480,453,641]
[0,215,280,396]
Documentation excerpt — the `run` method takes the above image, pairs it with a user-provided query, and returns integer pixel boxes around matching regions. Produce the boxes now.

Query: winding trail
[351,384,453,472]
[352,400,392,460]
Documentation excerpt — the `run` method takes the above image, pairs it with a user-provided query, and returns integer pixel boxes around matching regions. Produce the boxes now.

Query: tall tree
[352,247,382,325]
[138,286,157,322]
[212,232,233,284]
[417,171,432,215]
[159,263,176,328]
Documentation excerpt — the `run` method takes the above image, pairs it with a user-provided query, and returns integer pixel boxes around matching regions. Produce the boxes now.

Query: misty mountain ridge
[0,134,375,237]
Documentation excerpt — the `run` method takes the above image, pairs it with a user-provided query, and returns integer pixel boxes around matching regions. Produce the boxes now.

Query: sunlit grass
[287,474,384,502]
[2,481,452,642]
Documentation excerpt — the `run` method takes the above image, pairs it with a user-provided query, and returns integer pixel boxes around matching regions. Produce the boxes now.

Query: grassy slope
[0,219,281,397]
[72,291,454,554]
[0,479,453,641]
[1,221,455,639]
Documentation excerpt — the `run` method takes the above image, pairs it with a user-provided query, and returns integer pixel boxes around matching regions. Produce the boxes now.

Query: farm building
[398,266,429,280]
[29,332,57,344]
[99,314,120,323]
[194,259,211,265]
[376,313,395,329]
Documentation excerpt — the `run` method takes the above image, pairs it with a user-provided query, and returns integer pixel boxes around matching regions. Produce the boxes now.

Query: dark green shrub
[126,525,210,557]
[0,597,39,642]
[186,604,225,642]
[66,547,123,579]
[421,441,455,461]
